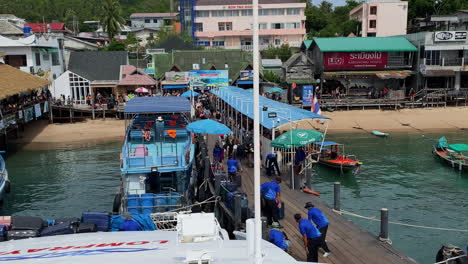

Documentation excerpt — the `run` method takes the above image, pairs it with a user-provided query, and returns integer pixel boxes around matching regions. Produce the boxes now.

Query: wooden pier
[239,166,417,264]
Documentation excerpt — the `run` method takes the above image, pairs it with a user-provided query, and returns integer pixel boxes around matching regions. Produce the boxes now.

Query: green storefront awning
[314,37,418,52]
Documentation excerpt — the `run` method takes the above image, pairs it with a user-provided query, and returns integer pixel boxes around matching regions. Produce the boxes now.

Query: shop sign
[225,5,262,9]
[302,85,314,106]
[324,52,388,70]
[239,70,253,81]
[189,70,229,89]
[165,72,190,83]
[434,31,468,42]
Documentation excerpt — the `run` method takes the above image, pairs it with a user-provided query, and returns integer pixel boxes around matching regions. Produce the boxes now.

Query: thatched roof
[0,63,50,99]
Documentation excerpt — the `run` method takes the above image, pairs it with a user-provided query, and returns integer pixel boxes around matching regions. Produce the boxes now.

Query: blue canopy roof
[314,141,340,147]
[124,96,191,113]
[211,87,329,129]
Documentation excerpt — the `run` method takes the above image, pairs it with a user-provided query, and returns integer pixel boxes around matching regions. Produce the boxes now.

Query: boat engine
[436,244,468,264]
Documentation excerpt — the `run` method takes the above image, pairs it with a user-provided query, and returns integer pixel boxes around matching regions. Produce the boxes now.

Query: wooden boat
[433,137,468,171]
[372,130,389,137]
[312,142,360,172]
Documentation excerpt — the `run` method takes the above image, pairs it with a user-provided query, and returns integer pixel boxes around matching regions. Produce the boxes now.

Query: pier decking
[239,166,417,264]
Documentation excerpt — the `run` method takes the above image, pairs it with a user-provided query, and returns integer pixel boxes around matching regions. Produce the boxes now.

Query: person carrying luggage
[305,202,331,257]
[294,213,322,263]
[261,177,282,226]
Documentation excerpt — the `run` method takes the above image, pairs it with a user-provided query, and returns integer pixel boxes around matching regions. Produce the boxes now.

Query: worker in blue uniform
[305,202,331,257]
[268,222,290,251]
[261,177,282,226]
[294,213,322,263]
[119,213,140,231]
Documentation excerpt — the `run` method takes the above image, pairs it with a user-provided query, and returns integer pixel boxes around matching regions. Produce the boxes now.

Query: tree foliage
[103,40,126,51]
[101,0,126,41]
[263,71,281,84]
[262,44,292,62]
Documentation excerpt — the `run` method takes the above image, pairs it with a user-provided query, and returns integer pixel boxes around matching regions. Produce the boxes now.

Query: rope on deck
[334,209,468,232]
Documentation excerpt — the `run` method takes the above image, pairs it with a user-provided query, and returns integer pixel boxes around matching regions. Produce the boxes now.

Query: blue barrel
[127,194,141,214]
[141,193,154,214]
[154,194,167,212]
[167,192,181,211]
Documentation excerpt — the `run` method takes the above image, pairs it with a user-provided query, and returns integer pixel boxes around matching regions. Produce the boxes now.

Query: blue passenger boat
[114,97,195,214]
[0,151,11,206]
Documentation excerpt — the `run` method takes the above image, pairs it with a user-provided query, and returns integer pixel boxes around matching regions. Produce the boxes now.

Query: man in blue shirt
[226,155,241,182]
[265,152,280,177]
[268,222,290,251]
[294,213,322,263]
[305,202,331,257]
[260,177,282,226]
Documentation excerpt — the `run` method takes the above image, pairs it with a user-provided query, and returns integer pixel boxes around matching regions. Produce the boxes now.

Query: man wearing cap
[268,222,290,251]
[294,213,321,262]
[260,177,282,226]
[305,202,331,257]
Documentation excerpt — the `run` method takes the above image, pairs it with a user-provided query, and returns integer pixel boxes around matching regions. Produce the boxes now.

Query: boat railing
[125,192,185,215]
[150,212,179,231]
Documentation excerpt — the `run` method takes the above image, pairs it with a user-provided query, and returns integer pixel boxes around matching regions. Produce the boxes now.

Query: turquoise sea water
[0,132,466,263]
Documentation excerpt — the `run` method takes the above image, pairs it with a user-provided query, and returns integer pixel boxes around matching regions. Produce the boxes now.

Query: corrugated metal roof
[313,37,418,52]
[24,23,65,33]
[68,51,128,81]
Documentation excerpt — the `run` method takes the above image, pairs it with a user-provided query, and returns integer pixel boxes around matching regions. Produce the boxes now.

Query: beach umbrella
[135,87,149,93]
[267,87,285,94]
[181,91,199,98]
[271,129,323,149]
[186,120,232,135]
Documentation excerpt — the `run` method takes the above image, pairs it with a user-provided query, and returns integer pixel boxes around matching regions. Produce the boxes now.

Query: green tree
[262,44,292,62]
[104,40,126,51]
[263,71,281,83]
[100,0,125,41]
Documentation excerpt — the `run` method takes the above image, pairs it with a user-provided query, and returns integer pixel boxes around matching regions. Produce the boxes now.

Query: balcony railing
[424,58,465,67]
[387,57,412,67]
[203,42,302,51]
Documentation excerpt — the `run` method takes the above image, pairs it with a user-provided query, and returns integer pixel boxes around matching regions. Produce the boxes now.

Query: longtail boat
[312,141,361,173]
[433,137,468,171]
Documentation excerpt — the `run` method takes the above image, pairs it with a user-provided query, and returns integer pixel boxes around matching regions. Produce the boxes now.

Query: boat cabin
[313,141,346,160]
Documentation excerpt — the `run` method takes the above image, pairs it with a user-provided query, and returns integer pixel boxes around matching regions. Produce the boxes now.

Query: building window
[259,23,267,29]
[196,40,210,46]
[285,22,300,29]
[196,11,210,17]
[43,54,50,61]
[286,8,300,15]
[425,50,441,65]
[212,10,224,17]
[259,9,270,16]
[367,33,376,37]
[369,20,376,28]
[218,22,232,31]
[241,9,253,16]
[213,41,225,47]
[153,19,158,23]
[241,39,252,46]
[370,6,377,15]
[275,39,281,45]
[270,9,284,16]
[225,10,239,16]
[260,37,269,44]
[51,52,60,66]
[195,23,203,32]
[4,55,27,68]
[145,19,150,23]
[35,53,41,66]
[271,23,284,29]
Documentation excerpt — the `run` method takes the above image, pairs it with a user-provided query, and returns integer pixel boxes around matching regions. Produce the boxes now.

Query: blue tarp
[110,214,157,231]
[187,119,232,134]
[163,84,188,89]
[124,96,191,113]
[314,141,340,147]
[211,86,329,129]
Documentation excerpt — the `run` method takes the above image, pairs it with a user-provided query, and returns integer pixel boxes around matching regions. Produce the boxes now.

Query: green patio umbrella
[271,129,324,149]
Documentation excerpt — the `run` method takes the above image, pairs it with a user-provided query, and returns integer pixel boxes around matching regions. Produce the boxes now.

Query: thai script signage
[324,52,388,70]
[239,70,253,81]
[302,85,314,106]
[189,70,229,89]
[225,5,262,9]
[434,31,468,42]
[165,72,190,83]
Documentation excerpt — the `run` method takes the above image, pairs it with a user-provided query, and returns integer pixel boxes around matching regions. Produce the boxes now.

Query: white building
[129,13,177,30]
[0,34,65,82]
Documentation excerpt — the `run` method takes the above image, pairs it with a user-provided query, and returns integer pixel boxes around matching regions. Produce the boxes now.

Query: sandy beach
[13,107,468,149]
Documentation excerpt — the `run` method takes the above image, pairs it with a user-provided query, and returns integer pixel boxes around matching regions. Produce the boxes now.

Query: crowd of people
[1,89,50,115]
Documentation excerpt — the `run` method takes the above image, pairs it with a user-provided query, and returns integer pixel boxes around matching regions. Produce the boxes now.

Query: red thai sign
[324,52,388,70]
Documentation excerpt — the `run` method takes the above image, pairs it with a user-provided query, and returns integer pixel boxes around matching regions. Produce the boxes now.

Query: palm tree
[100,0,125,42]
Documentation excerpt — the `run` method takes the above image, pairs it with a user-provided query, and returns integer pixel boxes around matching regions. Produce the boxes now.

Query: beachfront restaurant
[308,37,417,99]
[117,65,156,97]
[160,71,190,94]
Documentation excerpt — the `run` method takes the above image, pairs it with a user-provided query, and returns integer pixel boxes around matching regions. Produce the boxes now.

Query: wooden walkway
[239,166,417,264]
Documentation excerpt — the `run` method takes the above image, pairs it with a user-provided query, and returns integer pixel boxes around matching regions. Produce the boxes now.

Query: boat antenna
[252,0,262,262]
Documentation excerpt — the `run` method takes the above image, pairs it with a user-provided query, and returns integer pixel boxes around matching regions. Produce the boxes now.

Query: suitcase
[0,216,11,228]
[11,216,44,231]
[277,201,285,220]
[81,212,109,232]
[40,222,75,237]
[7,230,39,240]
[55,218,80,227]
[76,223,97,233]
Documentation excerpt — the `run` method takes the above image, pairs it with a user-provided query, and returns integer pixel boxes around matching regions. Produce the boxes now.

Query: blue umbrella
[186,120,232,135]
[181,91,199,98]
[267,87,284,94]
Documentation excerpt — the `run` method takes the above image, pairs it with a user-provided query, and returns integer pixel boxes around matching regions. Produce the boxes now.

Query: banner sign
[324,52,388,70]
[189,70,229,89]
[434,31,468,42]
[165,72,190,83]
[24,107,34,122]
[239,70,253,81]
[302,85,314,106]
[34,104,42,118]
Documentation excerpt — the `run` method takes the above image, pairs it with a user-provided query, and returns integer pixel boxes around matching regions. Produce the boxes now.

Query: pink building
[349,0,408,37]
[191,0,306,50]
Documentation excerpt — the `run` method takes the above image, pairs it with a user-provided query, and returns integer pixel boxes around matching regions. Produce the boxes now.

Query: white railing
[203,42,302,51]
[423,57,465,67]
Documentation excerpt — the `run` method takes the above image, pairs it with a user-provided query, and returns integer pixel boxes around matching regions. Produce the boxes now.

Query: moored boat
[312,141,360,172]
[0,151,11,206]
[433,137,468,171]
[372,130,389,137]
